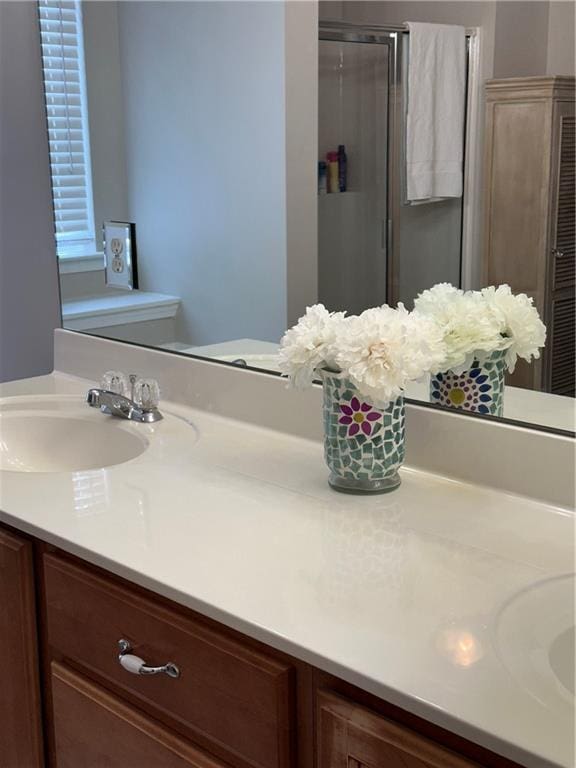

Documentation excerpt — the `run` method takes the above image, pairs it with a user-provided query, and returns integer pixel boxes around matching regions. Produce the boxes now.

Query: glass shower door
[318,38,389,315]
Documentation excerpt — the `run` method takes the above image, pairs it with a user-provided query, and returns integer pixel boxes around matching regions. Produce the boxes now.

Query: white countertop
[0,373,574,768]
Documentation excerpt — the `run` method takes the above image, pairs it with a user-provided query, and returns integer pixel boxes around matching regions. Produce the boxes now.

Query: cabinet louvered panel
[553,115,575,290]
[554,252,574,288]
[550,294,575,396]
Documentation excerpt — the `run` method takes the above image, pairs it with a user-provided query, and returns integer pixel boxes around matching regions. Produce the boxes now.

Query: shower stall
[318,22,472,313]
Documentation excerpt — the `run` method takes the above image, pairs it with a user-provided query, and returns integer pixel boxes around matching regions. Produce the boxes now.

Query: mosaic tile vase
[321,370,405,494]
[430,349,507,417]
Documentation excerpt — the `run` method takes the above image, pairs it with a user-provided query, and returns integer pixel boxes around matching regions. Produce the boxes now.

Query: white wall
[0,1,61,382]
[116,1,287,346]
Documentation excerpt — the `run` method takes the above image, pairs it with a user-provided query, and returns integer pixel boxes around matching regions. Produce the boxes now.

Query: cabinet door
[51,662,230,768]
[318,691,478,768]
[0,526,43,768]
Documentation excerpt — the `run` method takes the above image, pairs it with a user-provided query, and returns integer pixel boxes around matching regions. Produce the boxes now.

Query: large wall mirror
[40,0,575,434]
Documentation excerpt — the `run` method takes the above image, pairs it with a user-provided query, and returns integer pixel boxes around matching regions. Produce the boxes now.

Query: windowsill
[59,251,105,274]
[62,291,180,331]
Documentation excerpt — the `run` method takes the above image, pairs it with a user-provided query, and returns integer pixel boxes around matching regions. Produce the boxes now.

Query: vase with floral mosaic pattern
[429,348,507,417]
[321,370,405,494]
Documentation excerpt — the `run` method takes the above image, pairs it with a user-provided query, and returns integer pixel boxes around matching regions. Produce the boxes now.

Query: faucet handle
[101,371,129,396]
[132,378,160,411]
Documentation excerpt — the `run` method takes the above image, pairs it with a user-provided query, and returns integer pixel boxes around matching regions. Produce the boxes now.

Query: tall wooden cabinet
[483,76,575,395]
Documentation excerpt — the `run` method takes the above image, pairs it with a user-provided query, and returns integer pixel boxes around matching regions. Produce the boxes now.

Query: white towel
[406,22,466,203]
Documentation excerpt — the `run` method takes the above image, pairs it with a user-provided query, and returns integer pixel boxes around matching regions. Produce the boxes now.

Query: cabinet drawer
[44,554,294,768]
[51,662,229,768]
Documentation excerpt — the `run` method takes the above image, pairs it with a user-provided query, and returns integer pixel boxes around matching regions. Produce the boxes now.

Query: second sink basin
[0,396,149,473]
[495,573,575,708]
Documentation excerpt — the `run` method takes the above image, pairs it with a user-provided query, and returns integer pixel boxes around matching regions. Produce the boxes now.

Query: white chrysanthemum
[334,304,446,404]
[278,304,345,388]
[480,285,546,372]
[413,283,508,373]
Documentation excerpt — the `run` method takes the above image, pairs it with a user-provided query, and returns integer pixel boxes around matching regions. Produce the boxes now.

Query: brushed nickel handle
[118,639,180,679]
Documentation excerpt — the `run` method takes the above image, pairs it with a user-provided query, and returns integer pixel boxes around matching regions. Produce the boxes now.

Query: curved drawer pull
[118,639,180,679]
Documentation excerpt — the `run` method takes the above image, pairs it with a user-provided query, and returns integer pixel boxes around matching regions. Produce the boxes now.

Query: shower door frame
[319,21,479,305]
[319,22,402,306]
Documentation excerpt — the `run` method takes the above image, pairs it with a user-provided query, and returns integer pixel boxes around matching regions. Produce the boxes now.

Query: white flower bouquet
[413,283,546,374]
[278,302,446,405]
[279,287,546,492]
[279,302,447,493]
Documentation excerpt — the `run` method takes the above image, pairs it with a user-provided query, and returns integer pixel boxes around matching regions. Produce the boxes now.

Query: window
[38,0,96,257]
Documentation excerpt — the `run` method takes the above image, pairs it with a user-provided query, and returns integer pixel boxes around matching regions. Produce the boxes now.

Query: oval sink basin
[495,574,575,708]
[550,625,575,696]
[0,400,148,473]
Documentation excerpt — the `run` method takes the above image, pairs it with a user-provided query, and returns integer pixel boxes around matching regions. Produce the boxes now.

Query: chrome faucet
[87,372,163,423]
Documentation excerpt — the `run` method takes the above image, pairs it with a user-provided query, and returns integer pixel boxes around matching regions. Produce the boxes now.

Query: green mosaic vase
[321,370,405,494]
[430,348,507,417]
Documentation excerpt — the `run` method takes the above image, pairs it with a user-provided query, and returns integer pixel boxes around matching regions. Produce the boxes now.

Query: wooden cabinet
[317,691,479,768]
[51,662,230,768]
[0,526,523,768]
[0,527,44,768]
[483,76,575,395]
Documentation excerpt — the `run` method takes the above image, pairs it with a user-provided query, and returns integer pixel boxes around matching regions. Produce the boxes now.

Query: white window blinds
[38,0,95,255]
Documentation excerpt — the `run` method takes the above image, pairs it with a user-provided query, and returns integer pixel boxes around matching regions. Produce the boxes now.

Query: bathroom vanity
[3,526,509,768]
[0,335,573,768]
[2,1,574,764]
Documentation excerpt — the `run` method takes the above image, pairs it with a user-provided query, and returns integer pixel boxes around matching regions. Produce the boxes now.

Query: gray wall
[82,1,130,251]
[330,1,575,79]
[547,1,576,75]
[286,0,319,326]
[0,1,61,382]
[116,1,287,346]
[493,2,550,78]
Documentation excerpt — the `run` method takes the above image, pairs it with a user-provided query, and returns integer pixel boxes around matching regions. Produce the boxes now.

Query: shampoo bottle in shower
[327,151,339,193]
[338,144,347,192]
[318,161,327,194]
